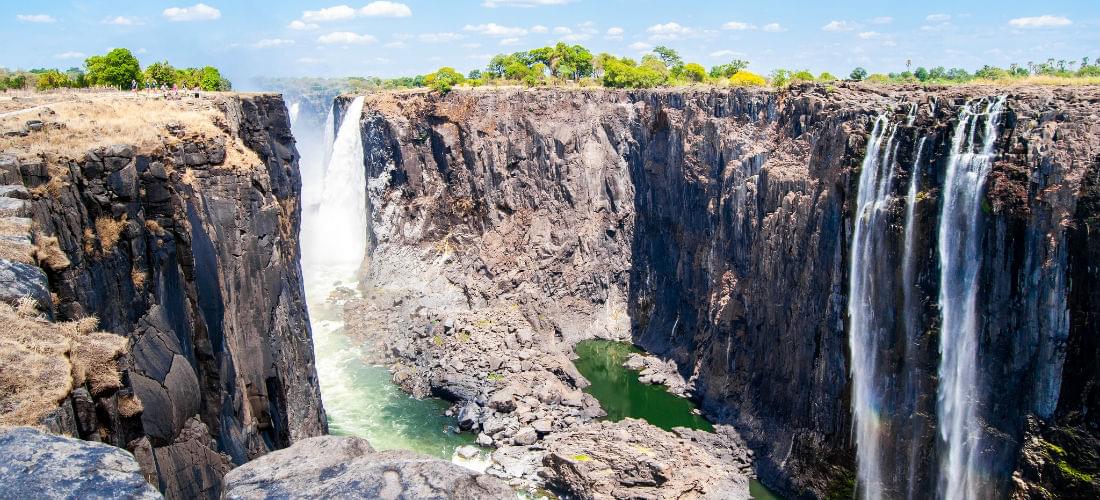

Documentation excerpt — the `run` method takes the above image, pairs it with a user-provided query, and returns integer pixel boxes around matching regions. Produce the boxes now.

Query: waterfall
[305,96,367,276]
[848,114,897,500]
[936,96,1006,500]
[289,101,301,126]
[901,136,926,500]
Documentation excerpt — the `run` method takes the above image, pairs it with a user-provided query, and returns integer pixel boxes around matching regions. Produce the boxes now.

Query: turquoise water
[306,278,474,459]
[573,340,783,499]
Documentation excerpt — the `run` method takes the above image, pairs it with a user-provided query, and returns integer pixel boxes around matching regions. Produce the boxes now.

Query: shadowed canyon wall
[338,85,1099,498]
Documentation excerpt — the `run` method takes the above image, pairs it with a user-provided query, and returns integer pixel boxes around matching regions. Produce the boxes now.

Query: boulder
[224,435,513,499]
[0,427,161,499]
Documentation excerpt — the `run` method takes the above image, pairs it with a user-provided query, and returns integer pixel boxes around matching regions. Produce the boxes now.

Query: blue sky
[2,1,1097,86]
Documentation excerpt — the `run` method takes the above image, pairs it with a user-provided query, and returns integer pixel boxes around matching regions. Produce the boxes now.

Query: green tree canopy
[849,67,868,81]
[35,69,71,90]
[682,63,706,82]
[85,48,142,88]
[652,46,683,73]
[144,61,177,85]
[424,67,465,93]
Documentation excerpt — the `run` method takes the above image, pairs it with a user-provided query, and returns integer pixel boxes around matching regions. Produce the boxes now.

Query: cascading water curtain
[936,96,1005,500]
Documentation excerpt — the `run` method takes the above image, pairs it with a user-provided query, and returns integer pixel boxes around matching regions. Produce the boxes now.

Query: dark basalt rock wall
[344,85,1100,498]
[14,94,326,499]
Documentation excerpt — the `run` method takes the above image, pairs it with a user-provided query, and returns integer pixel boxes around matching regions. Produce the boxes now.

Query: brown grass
[117,393,143,418]
[131,268,146,289]
[94,214,127,252]
[0,93,262,171]
[33,234,70,270]
[144,219,165,236]
[0,238,35,264]
[0,299,126,427]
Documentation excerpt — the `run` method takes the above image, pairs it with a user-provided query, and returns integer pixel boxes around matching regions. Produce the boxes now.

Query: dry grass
[0,299,126,427]
[131,268,146,289]
[94,214,127,252]
[117,393,143,418]
[0,93,262,171]
[144,219,165,236]
[33,234,70,270]
[0,238,35,264]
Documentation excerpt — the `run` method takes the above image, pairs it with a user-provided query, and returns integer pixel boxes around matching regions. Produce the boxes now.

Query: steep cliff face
[0,93,326,498]
[342,85,1099,498]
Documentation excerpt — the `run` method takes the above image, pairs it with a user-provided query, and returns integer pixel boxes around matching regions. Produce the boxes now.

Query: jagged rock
[540,419,750,500]
[457,401,481,431]
[0,427,161,499]
[0,259,51,313]
[513,426,538,446]
[223,435,513,499]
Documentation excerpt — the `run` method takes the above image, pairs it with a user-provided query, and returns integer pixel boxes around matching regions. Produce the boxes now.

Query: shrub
[849,67,868,81]
[424,67,466,93]
[770,69,791,87]
[791,70,815,82]
[728,70,766,86]
[35,70,71,90]
[866,73,891,83]
[144,61,176,85]
[818,72,837,81]
[682,63,706,82]
[602,57,667,88]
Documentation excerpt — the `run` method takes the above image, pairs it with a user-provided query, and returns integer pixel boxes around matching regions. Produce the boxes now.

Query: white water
[901,136,926,500]
[288,101,301,126]
[848,115,894,500]
[304,96,367,274]
[936,96,1005,500]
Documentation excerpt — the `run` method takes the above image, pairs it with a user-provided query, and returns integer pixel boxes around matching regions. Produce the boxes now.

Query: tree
[467,69,482,80]
[199,66,230,91]
[652,46,683,74]
[849,67,868,81]
[709,59,750,79]
[144,61,176,85]
[770,69,791,87]
[682,63,706,82]
[791,70,815,82]
[35,69,71,90]
[602,57,666,88]
[85,48,142,88]
[974,65,1008,80]
[424,67,465,93]
[914,67,930,81]
[818,72,837,81]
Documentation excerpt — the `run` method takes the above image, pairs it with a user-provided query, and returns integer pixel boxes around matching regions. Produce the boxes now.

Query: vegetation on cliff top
[1,48,231,92]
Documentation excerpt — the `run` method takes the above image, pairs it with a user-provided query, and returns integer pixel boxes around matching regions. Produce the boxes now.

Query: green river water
[573,340,783,500]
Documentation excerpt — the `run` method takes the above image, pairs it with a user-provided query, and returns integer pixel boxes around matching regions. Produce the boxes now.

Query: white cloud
[317,31,377,44]
[871,16,893,24]
[253,38,295,48]
[288,20,319,30]
[16,14,56,23]
[102,16,142,26]
[464,23,527,37]
[722,21,756,31]
[462,42,482,49]
[136,48,148,54]
[359,1,411,17]
[553,26,572,34]
[531,25,549,33]
[925,14,950,22]
[163,3,221,21]
[709,49,742,58]
[482,0,574,7]
[384,40,407,48]
[561,33,591,41]
[629,41,651,51]
[646,22,692,40]
[1008,15,1072,28]
[822,20,857,32]
[762,23,784,32]
[54,51,86,59]
[605,26,623,40]
[302,5,356,22]
[857,31,881,39]
[499,37,522,45]
[416,32,464,43]
[297,57,324,64]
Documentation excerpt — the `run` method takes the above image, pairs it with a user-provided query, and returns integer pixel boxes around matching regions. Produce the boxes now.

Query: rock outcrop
[0,427,162,499]
[340,85,1100,498]
[0,94,326,498]
[223,435,514,499]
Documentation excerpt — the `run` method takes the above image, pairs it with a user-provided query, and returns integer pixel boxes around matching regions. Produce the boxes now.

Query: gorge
[0,81,1097,500]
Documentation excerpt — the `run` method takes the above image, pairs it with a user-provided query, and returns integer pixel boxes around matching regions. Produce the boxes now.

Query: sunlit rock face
[336,85,1100,499]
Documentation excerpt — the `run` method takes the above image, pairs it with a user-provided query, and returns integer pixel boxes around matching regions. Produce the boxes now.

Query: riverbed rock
[223,435,513,499]
[539,419,751,500]
[0,427,161,499]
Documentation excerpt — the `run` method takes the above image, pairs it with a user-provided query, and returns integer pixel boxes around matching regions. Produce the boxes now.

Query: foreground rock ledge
[223,435,513,499]
[0,427,162,499]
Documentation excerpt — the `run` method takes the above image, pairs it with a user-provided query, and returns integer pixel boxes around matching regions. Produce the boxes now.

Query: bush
[682,63,706,83]
[602,57,667,88]
[818,72,837,81]
[770,69,790,87]
[35,70,71,90]
[728,70,766,87]
[424,67,465,93]
[1079,65,1100,77]
[791,70,815,82]
[144,61,176,85]
[849,67,868,81]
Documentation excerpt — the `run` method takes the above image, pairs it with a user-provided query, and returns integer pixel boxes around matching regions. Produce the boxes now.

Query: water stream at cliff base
[296,97,477,462]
